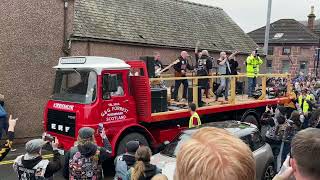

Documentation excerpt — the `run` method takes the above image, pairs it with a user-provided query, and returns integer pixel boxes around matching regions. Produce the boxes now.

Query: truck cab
[44,56,151,154]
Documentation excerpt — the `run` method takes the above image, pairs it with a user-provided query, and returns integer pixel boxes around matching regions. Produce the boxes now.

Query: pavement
[0,143,113,180]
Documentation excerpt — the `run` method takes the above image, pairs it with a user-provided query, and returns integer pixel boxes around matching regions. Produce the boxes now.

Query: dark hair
[290,111,301,128]
[309,109,320,127]
[189,103,197,111]
[276,115,286,124]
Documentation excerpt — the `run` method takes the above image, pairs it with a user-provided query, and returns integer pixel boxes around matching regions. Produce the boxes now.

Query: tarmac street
[0,144,113,180]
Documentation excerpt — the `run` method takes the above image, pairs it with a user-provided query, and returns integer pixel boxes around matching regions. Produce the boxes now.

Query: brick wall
[265,45,316,76]
[0,0,65,138]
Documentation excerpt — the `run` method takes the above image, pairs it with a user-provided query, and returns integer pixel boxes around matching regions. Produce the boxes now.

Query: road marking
[0,154,54,165]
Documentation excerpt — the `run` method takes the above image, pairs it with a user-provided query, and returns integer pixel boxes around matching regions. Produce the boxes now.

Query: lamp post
[263,0,272,55]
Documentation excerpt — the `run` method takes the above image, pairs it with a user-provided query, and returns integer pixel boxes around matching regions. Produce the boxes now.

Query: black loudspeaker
[236,81,245,94]
[187,87,201,103]
[140,56,155,78]
[151,88,167,113]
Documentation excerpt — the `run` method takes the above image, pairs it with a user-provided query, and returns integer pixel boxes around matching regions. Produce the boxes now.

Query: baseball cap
[25,139,46,154]
[126,141,140,153]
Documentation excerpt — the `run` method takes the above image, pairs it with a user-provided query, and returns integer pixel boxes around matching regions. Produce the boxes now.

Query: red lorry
[44,56,290,156]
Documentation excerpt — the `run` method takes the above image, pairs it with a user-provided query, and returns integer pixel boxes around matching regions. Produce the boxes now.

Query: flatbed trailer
[44,57,292,156]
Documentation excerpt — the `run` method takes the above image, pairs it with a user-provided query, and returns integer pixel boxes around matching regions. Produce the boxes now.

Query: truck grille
[47,109,76,137]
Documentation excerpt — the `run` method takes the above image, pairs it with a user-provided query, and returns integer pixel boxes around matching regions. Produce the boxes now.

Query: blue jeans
[248,77,256,96]
[216,77,229,100]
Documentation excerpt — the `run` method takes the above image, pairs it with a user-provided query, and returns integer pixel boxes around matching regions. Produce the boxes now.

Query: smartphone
[98,123,104,133]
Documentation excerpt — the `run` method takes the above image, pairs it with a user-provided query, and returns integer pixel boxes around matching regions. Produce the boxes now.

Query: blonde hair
[151,174,168,180]
[174,127,255,180]
[131,146,152,180]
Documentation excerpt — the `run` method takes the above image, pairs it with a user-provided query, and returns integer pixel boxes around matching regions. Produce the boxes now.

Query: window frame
[282,47,291,55]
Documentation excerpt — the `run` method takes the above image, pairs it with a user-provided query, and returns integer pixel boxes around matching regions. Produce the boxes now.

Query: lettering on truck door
[101,70,135,124]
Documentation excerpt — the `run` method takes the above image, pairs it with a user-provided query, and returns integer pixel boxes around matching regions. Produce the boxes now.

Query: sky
[187,0,320,32]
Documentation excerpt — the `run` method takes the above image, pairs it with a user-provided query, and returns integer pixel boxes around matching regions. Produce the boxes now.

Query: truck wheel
[243,115,258,126]
[116,133,149,155]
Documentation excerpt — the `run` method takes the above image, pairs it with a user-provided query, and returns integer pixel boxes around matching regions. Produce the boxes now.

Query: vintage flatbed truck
[44,56,291,156]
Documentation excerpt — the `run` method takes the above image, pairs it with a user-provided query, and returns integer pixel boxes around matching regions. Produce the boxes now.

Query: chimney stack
[308,6,316,31]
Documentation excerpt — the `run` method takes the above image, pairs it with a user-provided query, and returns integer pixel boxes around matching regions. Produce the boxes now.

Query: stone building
[248,7,320,76]
[0,0,257,139]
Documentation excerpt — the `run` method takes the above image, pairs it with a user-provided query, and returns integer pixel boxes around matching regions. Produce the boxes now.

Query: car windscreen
[52,69,97,104]
[160,133,191,157]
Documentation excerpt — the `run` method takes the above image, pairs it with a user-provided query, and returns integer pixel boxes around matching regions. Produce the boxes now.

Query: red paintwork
[151,97,289,122]
[44,59,291,157]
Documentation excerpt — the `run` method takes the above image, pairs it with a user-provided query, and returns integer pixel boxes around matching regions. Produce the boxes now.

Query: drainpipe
[62,0,70,55]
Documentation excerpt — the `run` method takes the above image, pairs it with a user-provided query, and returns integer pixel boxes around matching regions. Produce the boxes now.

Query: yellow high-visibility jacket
[298,95,312,113]
[246,55,263,78]
[189,112,201,128]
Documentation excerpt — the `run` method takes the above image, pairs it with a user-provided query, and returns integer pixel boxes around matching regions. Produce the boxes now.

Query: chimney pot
[308,6,316,31]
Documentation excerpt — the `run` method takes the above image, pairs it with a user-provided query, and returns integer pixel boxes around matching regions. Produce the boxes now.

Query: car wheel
[263,163,275,180]
[243,114,258,126]
[116,133,149,155]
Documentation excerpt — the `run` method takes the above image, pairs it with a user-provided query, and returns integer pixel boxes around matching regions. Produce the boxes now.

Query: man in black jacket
[13,138,61,179]
[0,115,18,161]
[63,127,112,179]
[173,51,193,102]
[196,50,213,106]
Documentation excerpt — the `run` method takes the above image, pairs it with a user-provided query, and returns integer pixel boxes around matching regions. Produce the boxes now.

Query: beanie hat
[25,139,46,154]
[126,141,140,154]
[78,127,95,139]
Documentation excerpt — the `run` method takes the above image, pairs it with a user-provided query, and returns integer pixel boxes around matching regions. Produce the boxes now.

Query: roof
[248,19,319,44]
[54,56,130,74]
[184,121,258,137]
[72,0,258,53]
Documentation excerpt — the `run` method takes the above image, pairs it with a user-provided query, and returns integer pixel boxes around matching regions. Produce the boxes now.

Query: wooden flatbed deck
[148,73,292,123]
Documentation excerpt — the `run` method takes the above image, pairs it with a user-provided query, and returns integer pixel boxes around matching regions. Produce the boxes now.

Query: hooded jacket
[13,149,61,179]
[63,137,112,179]
[126,162,161,180]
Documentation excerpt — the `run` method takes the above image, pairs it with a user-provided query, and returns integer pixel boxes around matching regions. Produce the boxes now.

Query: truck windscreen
[52,69,97,104]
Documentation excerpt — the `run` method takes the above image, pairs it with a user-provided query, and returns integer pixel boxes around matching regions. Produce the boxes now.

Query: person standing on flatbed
[189,103,201,128]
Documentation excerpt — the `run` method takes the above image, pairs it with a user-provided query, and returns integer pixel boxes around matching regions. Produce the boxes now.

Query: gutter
[62,0,70,55]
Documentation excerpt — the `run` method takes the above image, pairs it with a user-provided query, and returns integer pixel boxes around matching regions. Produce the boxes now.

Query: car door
[100,70,136,133]
[250,131,271,180]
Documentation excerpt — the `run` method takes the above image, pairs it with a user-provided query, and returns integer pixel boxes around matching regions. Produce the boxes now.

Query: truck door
[100,70,136,131]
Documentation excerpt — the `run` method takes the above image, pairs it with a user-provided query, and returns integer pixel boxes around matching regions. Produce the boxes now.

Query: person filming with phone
[13,134,61,179]
[63,126,112,179]
[246,49,263,97]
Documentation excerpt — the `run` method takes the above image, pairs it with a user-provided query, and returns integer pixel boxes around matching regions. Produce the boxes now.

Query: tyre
[116,133,149,155]
[243,114,258,126]
[262,162,275,180]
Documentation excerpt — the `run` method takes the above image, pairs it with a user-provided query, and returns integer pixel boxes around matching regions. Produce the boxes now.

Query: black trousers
[173,79,188,100]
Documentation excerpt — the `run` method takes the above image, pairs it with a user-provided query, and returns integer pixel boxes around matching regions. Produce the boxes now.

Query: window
[282,60,290,73]
[268,47,274,55]
[130,68,144,76]
[299,61,308,74]
[250,132,265,151]
[52,70,97,104]
[282,47,291,55]
[267,60,273,73]
[102,73,124,100]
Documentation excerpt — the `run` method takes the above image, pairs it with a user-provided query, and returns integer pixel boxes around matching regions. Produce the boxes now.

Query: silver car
[151,121,275,180]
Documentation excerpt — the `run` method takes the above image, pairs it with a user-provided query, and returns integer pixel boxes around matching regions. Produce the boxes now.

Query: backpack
[69,147,102,180]
[114,155,129,180]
